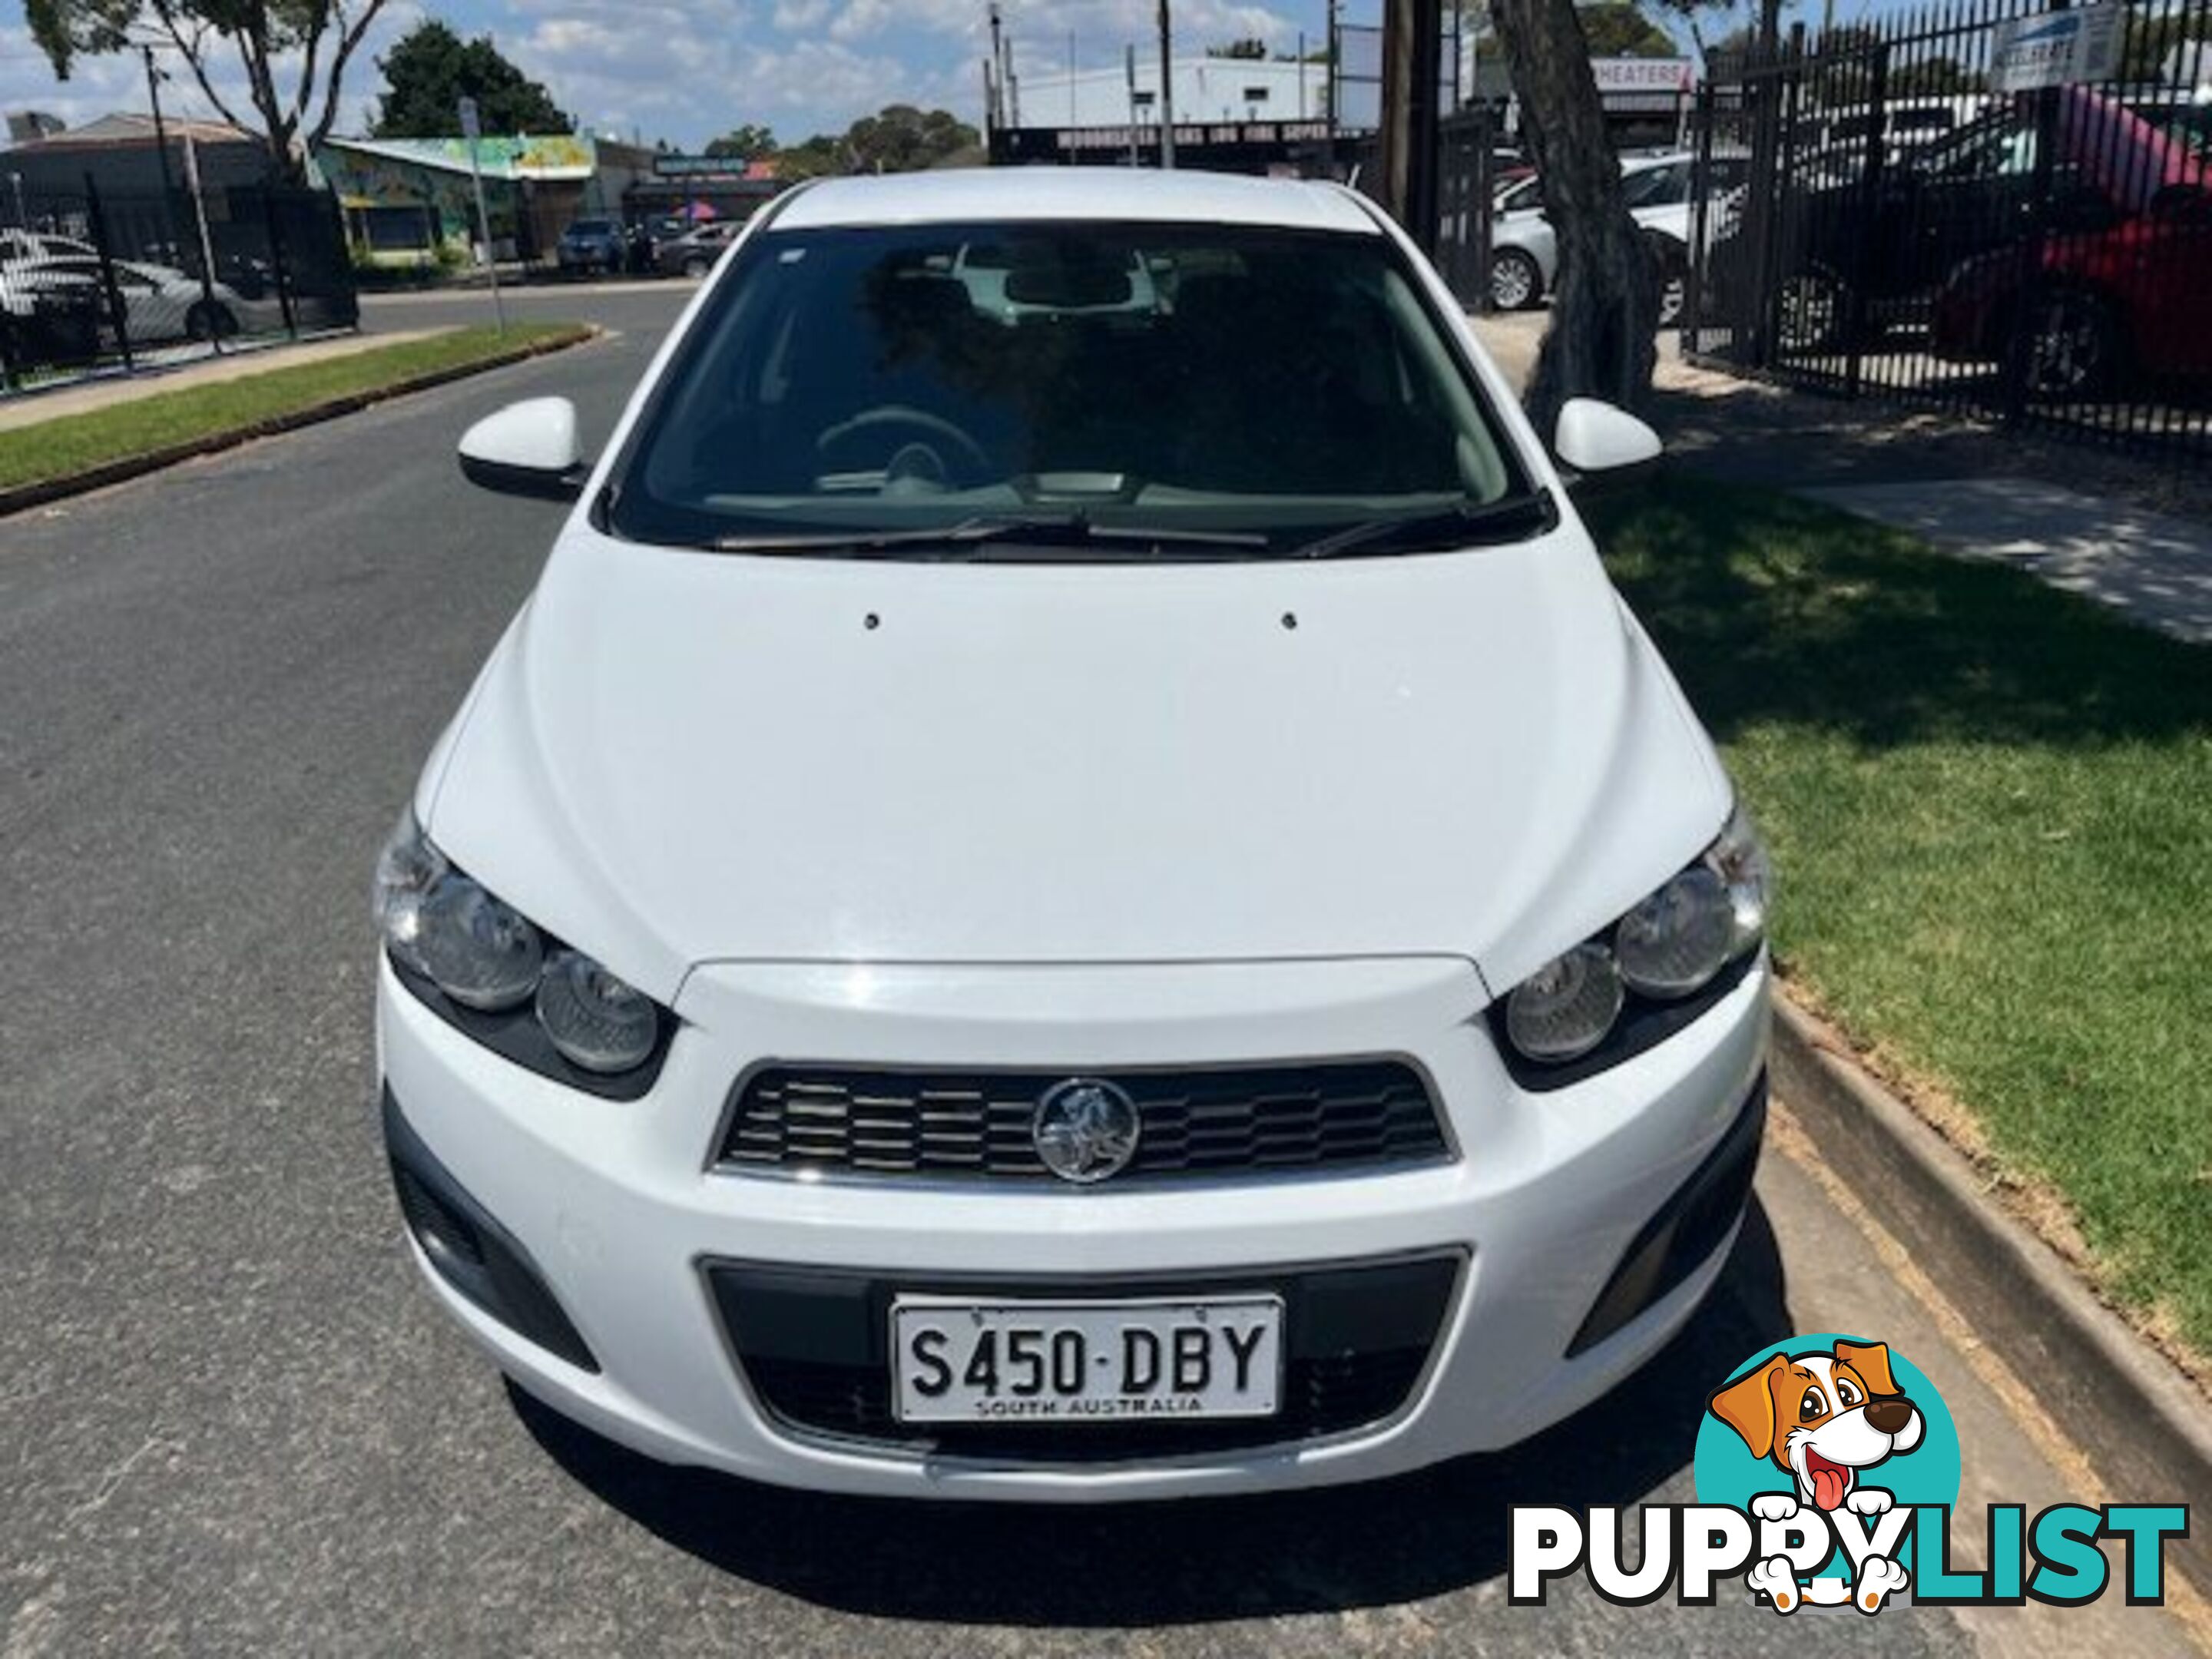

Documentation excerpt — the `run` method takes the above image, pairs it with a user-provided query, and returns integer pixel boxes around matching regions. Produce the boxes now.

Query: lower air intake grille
[705,1253,1461,1462]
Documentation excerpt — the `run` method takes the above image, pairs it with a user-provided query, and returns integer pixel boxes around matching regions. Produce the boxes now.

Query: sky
[0,0,1347,151]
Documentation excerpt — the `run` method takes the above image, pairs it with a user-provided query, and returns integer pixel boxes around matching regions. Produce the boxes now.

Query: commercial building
[1472,55,1699,149]
[1002,55,1330,131]
[986,53,1342,172]
[310,133,657,268]
[624,155,784,230]
[2,112,270,198]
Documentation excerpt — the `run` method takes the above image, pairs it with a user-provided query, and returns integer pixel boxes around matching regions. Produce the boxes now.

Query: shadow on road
[508,1199,1790,1627]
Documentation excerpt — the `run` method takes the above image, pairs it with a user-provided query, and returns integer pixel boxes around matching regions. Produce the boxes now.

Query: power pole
[1157,0,1177,169]
[1326,0,1341,141]
[1127,45,1142,166]
[142,45,174,199]
[1379,0,1442,249]
[988,3,1005,129]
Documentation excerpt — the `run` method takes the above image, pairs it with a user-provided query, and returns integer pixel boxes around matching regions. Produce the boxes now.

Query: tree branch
[308,0,389,153]
[290,0,329,130]
[147,1,252,134]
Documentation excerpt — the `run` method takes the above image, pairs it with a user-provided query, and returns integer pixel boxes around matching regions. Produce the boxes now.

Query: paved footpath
[0,329,447,432]
[1472,312,2212,644]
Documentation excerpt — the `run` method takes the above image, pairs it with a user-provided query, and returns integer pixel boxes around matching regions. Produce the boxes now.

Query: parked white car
[1489,151,1749,323]
[376,167,1771,1502]
[0,228,100,267]
[0,254,243,343]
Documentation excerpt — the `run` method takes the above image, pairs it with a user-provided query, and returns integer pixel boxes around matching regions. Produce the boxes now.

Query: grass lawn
[0,323,588,494]
[1591,476,2212,1353]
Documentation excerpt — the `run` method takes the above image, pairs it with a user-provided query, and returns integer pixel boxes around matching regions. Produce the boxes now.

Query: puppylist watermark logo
[1511,1333,2190,1614]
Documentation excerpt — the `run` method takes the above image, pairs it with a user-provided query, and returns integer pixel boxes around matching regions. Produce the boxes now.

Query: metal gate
[1433,106,1501,310]
[2,176,358,393]
[1684,0,2212,457]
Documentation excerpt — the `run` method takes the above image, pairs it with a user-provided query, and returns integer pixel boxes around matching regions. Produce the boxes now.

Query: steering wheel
[816,405,991,485]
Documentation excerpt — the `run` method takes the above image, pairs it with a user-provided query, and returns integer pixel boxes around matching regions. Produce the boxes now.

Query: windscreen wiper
[714,515,1268,558]
[1286,491,1559,561]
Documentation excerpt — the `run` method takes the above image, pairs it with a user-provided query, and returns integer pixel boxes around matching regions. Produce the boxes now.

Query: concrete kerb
[1770,993,2212,1595]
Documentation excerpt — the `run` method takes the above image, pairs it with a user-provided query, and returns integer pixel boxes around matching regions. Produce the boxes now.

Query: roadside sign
[458,95,482,141]
[1988,5,2125,94]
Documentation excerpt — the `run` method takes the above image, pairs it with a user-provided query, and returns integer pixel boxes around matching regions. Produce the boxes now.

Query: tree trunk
[1486,0,1658,433]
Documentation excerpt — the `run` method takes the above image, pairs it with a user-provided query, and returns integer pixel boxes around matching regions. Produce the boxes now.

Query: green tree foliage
[775,134,846,179]
[1575,2,1678,58]
[704,123,778,159]
[24,0,391,180]
[841,104,979,173]
[770,106,980,179]
[371,20,574,139]
[1207,38,1270,58]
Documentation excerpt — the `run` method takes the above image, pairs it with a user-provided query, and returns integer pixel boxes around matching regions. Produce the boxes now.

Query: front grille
[715,1060,1449,1181]
[705,1253,1460,1462]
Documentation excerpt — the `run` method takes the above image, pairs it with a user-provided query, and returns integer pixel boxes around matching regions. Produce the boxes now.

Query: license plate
[890,1295,1283,1425]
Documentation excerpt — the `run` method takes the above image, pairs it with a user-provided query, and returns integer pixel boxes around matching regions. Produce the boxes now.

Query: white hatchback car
[375,167,1771,1502]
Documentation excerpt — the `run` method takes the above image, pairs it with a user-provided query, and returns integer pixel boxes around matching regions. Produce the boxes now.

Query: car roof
[771,167,1381,235]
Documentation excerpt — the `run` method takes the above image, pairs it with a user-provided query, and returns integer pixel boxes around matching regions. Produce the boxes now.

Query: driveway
[0,286,2195,1656]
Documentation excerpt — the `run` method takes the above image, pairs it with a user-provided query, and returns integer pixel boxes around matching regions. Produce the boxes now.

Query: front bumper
[376,951,1769,1500]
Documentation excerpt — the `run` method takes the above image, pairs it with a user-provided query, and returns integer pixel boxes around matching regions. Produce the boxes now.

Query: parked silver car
[1,255,243,342]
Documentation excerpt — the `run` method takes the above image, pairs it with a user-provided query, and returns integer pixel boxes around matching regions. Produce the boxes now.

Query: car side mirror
[1552,397,1662,490]
[458,396,588,500]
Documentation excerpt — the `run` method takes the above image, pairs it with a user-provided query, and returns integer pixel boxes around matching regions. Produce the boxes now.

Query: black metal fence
[1434,106,1504,310]
[1,177,359,393]
[1684,0,2212,457]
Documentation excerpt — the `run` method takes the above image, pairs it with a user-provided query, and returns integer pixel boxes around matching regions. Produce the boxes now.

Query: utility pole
[1326,0,1341,143]
[1157,0,1177,168]
[1127,45,1141,166]
[988,3,1005,129]
[1379,0,1442,250]
[142,45,174,199]
[459,96,507,336]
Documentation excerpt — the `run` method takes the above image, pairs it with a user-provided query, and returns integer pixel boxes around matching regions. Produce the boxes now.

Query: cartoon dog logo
[1708,1338,1926,1612]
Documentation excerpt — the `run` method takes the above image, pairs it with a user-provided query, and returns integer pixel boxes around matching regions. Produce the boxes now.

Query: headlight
[1615,866,1733,998]
[536,949,659,1073]
[1496,802,1770,1080]
[373,812,672,1094]
[1505,942,1624,1061]
[413,876,544,1011]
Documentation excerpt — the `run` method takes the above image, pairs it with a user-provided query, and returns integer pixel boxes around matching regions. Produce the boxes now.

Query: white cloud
[3,0,1326,154]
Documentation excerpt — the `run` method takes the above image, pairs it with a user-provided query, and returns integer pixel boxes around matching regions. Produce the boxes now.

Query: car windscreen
[568,220,615,236]
[606,218,1536,558]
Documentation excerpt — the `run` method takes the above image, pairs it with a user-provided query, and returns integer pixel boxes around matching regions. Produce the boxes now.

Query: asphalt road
[0,286,2184,1656]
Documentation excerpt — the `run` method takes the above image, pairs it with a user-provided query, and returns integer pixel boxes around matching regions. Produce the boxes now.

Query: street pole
[1379,0,1442,250]
[1326,0,1341,144]
[1157,0,1177,169]
[988,3,1005,130]
[181,124,224,353]
[1127,45,1141,166]
[459,97,507,336]
[142,45,175,200]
